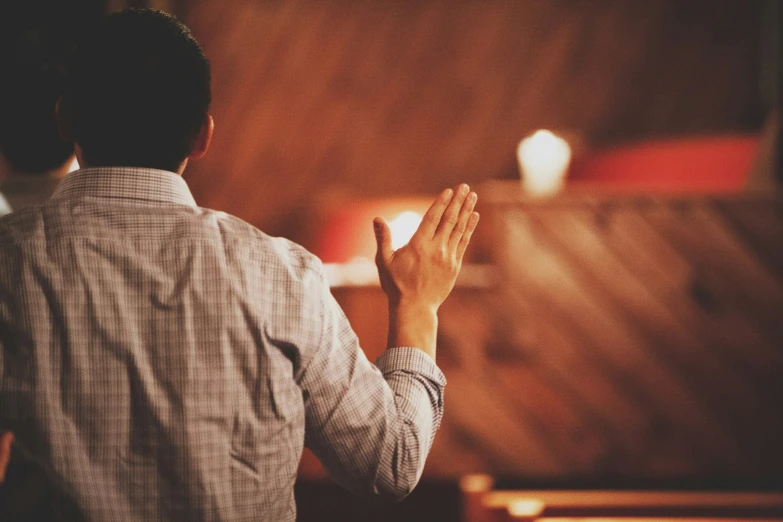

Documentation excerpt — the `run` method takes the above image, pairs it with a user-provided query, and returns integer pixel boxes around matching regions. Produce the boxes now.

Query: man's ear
[55,97,74,142]
[189,114,214,160]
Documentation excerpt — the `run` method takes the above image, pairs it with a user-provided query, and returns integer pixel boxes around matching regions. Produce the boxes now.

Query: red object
[568,135,759,193]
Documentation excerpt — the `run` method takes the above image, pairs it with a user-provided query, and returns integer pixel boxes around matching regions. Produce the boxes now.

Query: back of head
[63,9,211,172]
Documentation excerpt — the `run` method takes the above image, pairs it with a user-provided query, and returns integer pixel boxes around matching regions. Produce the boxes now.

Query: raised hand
[373,184,479,359]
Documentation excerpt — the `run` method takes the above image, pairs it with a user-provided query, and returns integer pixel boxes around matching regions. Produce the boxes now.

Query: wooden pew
[536,519,777,522]
[460,474,783,522]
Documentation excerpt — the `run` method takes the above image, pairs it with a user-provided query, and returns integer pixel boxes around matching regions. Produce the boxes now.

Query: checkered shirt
[0,167,446,521]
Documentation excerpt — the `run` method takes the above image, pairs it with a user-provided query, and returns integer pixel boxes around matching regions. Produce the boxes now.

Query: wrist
[388,296,438,315]
[387,301,438,360]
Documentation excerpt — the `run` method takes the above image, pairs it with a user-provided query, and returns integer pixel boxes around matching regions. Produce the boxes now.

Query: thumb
[373,217,393,264]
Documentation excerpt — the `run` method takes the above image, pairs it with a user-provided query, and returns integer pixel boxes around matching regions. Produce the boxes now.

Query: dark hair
[0,10,76,174]
[63,8,211,172]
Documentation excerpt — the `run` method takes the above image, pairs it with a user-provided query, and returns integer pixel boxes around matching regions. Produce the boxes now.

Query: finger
[373,217,394,264]
[448,191,477,251]
[456,212,479,261]
[434,184,470,241]
[413,187,454,241]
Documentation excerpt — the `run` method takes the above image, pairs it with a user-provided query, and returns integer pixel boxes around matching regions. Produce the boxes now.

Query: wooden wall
[171,0,781,484]
[178,0,765,235]
[323,188,783,481]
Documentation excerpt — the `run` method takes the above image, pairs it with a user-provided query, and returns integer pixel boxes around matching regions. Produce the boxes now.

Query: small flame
[517,129,571,196]
[507,499,545,517]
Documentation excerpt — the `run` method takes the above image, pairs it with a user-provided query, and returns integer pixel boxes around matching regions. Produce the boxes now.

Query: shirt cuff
[375,347,447,387]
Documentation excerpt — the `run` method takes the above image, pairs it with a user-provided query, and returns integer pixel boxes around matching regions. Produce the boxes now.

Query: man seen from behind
[0,9,479,521]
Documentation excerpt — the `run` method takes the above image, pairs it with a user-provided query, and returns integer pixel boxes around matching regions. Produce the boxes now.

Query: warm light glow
[517,129,571,196]
[68,156,80,173]
[322,257,377,287]
[506,498,545,518]
[459,473,494,493]
[389,211,422,250]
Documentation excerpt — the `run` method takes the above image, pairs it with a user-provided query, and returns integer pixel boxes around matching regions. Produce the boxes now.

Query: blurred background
[1,0,781,521]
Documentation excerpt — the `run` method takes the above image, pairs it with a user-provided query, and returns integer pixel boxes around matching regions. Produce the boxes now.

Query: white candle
[517,129,572,196]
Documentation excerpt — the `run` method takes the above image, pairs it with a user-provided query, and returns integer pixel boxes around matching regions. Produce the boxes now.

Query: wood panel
[169,0,781,483]
[465,188,783,478]
[308,190,783,481]
[175,0,764,235]
[465,483,783,521]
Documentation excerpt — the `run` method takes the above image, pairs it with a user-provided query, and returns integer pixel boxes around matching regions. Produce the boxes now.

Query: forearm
[371,349,446,500]
[387,301,438,360]
[304,342,446,501]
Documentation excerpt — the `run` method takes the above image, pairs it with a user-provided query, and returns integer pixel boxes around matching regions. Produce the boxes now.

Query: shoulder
[202,208,324,279]
[0,206,44,245]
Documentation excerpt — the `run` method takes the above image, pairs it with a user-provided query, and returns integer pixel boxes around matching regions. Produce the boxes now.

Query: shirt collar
[51,167,197,207]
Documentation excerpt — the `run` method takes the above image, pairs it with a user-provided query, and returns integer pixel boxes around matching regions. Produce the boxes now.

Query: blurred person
[0,61,75,211]
[0,151,74,213]
[0,1,77,213]
[0,3,80,518]
[0,8,479,522]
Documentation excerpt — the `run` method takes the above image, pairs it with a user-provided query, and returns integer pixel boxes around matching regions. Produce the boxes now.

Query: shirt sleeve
[299,267,446,502]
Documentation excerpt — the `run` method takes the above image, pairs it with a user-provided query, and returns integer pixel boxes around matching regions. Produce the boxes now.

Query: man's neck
[75,150,188,177]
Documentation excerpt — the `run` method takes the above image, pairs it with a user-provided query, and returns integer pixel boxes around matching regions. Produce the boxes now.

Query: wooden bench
[460,474,783,522]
